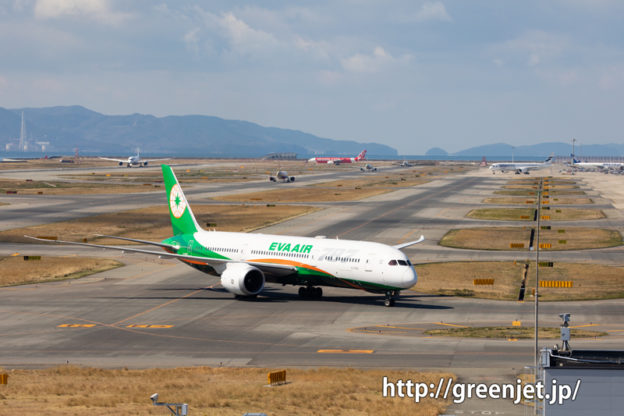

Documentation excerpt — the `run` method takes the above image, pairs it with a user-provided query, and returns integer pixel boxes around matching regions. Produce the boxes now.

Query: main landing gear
[384,290,400,307]
[299,286,323,299]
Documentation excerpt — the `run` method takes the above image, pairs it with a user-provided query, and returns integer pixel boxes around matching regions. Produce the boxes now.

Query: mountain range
[450,142,624,158]
[0,106,397,157]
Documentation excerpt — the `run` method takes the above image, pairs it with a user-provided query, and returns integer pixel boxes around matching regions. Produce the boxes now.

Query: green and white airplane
[30,165,424,307]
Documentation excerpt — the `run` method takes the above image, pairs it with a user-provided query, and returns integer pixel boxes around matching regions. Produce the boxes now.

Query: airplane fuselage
[163,230,417,292]
[308,156,357,164]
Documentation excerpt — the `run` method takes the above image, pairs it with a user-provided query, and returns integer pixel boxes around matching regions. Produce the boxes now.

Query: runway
[1,166,624,414]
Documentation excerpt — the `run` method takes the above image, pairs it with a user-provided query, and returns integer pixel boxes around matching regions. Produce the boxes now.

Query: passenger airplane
[269,170,295,183]
[29,165,424,307]
[308,149,366,165]
[489,155,553,175]
[99,151,169,168]
[571,155,624,171]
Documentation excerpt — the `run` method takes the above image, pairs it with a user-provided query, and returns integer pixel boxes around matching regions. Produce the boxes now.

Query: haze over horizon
[1,1,623,154]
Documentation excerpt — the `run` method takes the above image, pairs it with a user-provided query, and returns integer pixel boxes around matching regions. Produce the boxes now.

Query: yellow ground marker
[317,349,374,354]
[512,321,521,326]
[126,324,173,328]
[10,252,20,257]
[57,324,96,328]
[569,324,598,329]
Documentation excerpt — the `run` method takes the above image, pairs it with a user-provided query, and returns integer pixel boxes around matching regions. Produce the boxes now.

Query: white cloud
[497,30,569,67]
[34,0,129,24]
[341,46,411,74]
[218,12,278,56]
[599,66,624,90]
[414,1,452,22]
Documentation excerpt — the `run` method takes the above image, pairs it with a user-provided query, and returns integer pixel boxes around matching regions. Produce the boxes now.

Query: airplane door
[364,253,376,274]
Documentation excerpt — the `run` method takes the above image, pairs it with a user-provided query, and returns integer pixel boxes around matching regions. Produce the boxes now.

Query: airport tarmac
[1,164,623,415]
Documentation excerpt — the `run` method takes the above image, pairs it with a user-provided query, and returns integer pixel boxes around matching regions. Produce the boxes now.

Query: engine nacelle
[220,263,265,296]
[143,161,149,166]
[118,161,123,166]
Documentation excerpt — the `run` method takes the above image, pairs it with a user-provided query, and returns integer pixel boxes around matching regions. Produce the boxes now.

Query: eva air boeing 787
[29,165,424,307]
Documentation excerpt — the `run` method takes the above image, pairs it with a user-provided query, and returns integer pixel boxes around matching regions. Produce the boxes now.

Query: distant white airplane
[489,155,553,175]
[29,165,425,307]
[571,155,624,171]
[360,163,377,172]
[99,151,169,167]
[269,170,295,182]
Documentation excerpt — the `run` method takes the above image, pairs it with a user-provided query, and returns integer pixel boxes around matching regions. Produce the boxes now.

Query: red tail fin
[356,149,367,161]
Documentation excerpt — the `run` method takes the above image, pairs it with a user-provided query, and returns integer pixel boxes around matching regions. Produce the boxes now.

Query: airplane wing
[94,234,177,250]
[393,235,425,250]
[144,158,170,162]
[24,235,297,274]
[98,157,126,163]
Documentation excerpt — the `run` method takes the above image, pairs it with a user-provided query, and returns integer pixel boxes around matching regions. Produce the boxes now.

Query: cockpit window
[388,260,398,266]
[397,260,408,266]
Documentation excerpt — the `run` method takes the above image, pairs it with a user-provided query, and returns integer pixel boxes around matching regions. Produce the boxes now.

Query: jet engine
[220,263,265,296]
[143,161,149,166]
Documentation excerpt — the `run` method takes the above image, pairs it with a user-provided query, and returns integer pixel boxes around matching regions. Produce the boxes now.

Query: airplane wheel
[384,298,392,307]
[314,287,323,298]
[298,287,306,297]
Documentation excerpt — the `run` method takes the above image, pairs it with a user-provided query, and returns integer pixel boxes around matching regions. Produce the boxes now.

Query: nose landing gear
[384,290,399,307]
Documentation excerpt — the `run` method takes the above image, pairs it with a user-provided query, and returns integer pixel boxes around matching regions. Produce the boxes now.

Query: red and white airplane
[308,149,366,165]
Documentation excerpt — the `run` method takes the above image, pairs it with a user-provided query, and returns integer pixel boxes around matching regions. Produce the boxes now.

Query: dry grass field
[0,204,319,244]
[0,256,122,287]
[466,208,536,221]
[483,197,593,205]
[466,208,604,221]
[439,227,621,251]
[413,261,624,301]
[413,261,523,299]
[424,326,607,339]
[0,179,158,195]
[0,366,453,416]
[439,227,532,250]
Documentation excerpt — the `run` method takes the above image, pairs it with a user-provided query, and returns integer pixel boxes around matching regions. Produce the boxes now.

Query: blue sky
[1,0,623,154]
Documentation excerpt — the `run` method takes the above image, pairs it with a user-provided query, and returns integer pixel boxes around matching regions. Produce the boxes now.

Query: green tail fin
[161,164,200,236]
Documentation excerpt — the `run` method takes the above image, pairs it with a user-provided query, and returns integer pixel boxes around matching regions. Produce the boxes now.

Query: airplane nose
[403,266,418,287]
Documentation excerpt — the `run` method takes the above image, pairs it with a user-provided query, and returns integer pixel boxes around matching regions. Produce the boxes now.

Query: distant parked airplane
[489,155,553,175]
[308,150,366,165]
[99,151,169,167]
[360,164,377,172]
[571,155,624,171]
[269,170,295,182]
